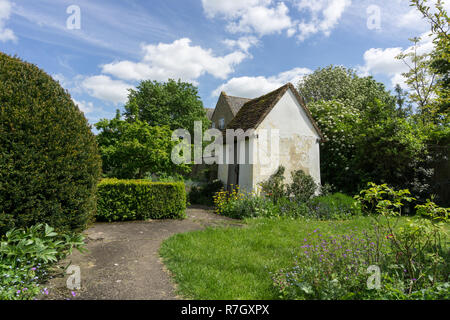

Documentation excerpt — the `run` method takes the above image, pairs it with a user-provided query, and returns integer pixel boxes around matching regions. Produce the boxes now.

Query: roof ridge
[226,94,252,100]
[225,83,324,141]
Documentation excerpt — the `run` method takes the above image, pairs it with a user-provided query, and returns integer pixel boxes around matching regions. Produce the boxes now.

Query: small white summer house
[209,83,324,193]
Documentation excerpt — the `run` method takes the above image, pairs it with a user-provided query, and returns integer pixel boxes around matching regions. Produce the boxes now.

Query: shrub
[272,224,450,300]
[272,228,383,300]
[97,179,186,222]
[221,196,279,220]
[214,187,279,219]
[0,224,85,300]
[0,52,102,234]
[308,193,362,220]
[259,166,287,203]
[189,180,224,206]
[276,197,311,218]
[287,169,318,203]
[354,183,450,296]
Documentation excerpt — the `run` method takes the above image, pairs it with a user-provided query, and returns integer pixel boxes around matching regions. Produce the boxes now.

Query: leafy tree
[124,79,210,133]
[354,108,428,194]
[396,37,438,123]
[308,100,361,192]
[297,65,397,113]
[0,52,102,234]
[411,0,449,123]
[96,111,189,179]
[299,66,425,194]
[394,84,413,117]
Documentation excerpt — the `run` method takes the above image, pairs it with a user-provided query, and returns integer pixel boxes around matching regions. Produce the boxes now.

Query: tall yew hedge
[0,52,102,234]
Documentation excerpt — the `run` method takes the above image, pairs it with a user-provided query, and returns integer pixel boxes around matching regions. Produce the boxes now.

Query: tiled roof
[205,108,214,120]
[225,83,324,140]
[224,94,252,116]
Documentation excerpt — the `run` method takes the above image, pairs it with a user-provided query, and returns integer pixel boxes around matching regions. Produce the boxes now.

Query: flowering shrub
[271,228,386,300]
[0,224,85,300]
[308,100,361,193]
[271,184,449,300]
[272,225,449,300]
[276,198,311,218]
[288,170,318,204]
[214,186,278,219]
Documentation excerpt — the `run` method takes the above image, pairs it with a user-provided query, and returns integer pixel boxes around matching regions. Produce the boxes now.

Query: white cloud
[202,0,294,36]
[223,36,260,53]
[52,73,70,89]
[73,99,95,114]
[358,47,406,77]
[395,8,428,31]
[212,67,312,98]
[101,38,248,82]
[295,0,352,41]
[0,0,17,42]
[81,75,132,105]
[202,0,272,18]
[357,32,436,88]
[227,2,294,36]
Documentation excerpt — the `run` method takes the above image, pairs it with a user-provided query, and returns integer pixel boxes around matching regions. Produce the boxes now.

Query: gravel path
[43,207,239,300]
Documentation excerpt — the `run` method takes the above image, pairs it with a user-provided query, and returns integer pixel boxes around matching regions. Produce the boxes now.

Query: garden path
[42,207,238,300]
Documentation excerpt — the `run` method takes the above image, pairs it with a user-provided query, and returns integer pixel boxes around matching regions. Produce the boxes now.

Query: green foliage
[308,193,362,220]
[297,65,396,112]
[259,166,287,203]
[309,98,428,195]
[355,182,416,216]
[354,115,427,195]
[416,198,449,221]
[0,224,85,266]
[259,166,318,204]
[355,183,449,295]
[214,187,279,220]
[96,111,189,179]
[272,228,382,300]
[221,196,279,220]
[0,52,102,235]
[189,180,224,206]
[161,215,447,300]
[411,0,449,124]
[287,169,318,204]
[275,198,311,218]
[309,100,360,190]
[0,224,85,300]
[298,65,433,196]
[124,79,210,134]
[96,179,187,222]
[396,37,439,123]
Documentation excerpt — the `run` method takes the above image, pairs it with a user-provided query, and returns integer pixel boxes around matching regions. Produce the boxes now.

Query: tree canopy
[124,79,210,133]
[96,110,189,179]
[300,66,429,196]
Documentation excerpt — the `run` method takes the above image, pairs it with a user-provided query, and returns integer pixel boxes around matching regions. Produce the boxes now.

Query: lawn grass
[160,216,428,300]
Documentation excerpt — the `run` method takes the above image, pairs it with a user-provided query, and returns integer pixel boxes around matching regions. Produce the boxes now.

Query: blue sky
[0,0,444,125]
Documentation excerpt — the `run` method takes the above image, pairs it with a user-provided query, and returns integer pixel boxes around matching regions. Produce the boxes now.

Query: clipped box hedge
[97,179,186,222]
